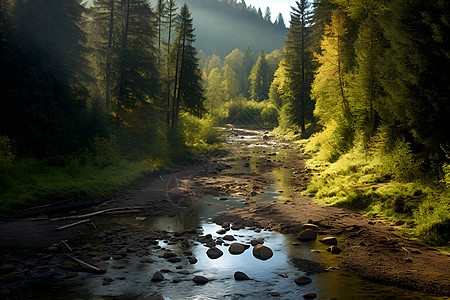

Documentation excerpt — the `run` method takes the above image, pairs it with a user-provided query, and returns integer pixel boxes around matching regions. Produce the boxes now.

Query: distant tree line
[180,0,287,57]
[0,0,205,160]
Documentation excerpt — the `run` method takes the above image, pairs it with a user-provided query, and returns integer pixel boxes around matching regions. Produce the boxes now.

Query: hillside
[181,0,287,57]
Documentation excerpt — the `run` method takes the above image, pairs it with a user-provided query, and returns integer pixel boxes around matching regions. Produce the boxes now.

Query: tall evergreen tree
[165,0,177,127]
[242,46,256,98]
[169,3,205,128]
[282,0,313,133]
[311,9,352,126]
[264,7,272,23]
[249,49,271,101]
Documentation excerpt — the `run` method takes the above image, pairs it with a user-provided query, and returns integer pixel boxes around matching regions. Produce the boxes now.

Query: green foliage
[225,99,278,128]
[305,135,449,246]
[249,50,271,101]
[0,155,153,216]
[182,114,223,154]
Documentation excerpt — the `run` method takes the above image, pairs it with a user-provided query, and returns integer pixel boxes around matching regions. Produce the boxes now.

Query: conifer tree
[350,15,385,142]
[249,50,271,101]
[264,7,272,23]
[242,46,255,98]
[311,9,352,126]
[165,0,178,127]
[282,0,313,133]
[170,3,205,128]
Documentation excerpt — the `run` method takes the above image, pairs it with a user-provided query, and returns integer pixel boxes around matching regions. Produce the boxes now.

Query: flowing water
[10,129,449,299]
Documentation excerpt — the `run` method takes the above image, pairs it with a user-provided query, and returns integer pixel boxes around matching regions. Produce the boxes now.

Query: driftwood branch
[66,254,105,274]
[50,206,149,222]
[57,219,91,230]
[61,240,73,252]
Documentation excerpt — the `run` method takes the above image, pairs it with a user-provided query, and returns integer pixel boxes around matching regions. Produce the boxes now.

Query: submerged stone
[253,244,273,260]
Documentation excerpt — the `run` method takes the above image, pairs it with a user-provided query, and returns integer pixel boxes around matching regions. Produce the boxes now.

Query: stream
[8,128,448,299]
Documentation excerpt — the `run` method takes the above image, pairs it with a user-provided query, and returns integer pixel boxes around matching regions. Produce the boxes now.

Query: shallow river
[14,129,448,299]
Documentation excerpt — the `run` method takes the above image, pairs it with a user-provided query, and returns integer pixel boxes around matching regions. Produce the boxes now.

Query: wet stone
[193,275,209,285]
[250,238,265,246]
[173,277,182,283]
[216,228,227,235]
[253,244,273,260]
[327,246,342,254]
[151,271,164,282]
[302,293,317,299]
[320,237,338,246]
[167,257,181,263]
[178,270,190,275]
[162,252,177,259]
[229,243,246,255]
[297,229,317,242]
[234,271,251,280]
[295,275,312,285]
[188,257,198,264]
[223,235,236,241]
[207,247,223,259]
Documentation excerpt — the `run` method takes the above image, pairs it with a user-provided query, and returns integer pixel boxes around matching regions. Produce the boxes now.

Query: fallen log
[57,219,91,231]
[50,206,150,221]
[66,254,106,274]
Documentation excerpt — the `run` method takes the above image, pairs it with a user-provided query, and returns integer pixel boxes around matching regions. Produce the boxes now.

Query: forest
[0,0,449,250]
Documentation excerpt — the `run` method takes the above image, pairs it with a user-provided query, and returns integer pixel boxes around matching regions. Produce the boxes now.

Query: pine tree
[116,0,158,121]
[275,13,286,28]
[350,15,385,143]
[282,0,313,133]
[264,7,272,23]
[242,46,255,98]
[312,9,352,126]
[165,0,178,127]
[170,3,205,128]
[249,49,271,101]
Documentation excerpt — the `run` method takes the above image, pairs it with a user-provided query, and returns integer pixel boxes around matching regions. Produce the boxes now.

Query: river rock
[253,244,273,260]
[193,275,209,285]
[320,237,337,246]
[294,275,312,285]
[302,293,317,299]
[177,270,190,275]
[222,222,231,228]
[223,235,236,241]
[250,238,264,246]
[327,246,342,254]
[216,228,227,234]
[173,277,182,283]
[151,271,164,282]
[207,247,223,259]
[188,256,198,264]
[140,257,154,263]
[297,229,317,242]
[162,252,177,259]
[206,241,216,248]
[229,243,246,255]
[167,257,181,263]
[234,271,251,280]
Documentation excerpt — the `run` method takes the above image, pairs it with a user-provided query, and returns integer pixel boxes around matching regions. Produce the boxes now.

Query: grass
[302,135,450,249]
[0,157,157,216]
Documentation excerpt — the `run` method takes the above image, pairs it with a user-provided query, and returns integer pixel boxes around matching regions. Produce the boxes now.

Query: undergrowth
[302,130,450,247]
[0,121,223,216]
